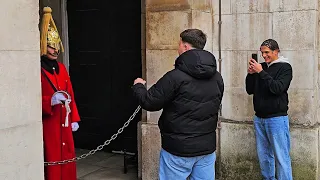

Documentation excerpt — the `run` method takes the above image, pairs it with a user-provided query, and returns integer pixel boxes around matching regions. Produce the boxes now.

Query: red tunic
[41,62,80,180]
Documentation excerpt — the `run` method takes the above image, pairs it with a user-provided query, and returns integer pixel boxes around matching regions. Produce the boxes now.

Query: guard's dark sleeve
[132,72,177,111]
[258,63,292,95]
[245,74,255,95]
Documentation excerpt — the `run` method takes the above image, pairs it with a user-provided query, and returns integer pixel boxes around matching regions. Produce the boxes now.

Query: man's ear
[184,44,188,50]
[185,43,192,50]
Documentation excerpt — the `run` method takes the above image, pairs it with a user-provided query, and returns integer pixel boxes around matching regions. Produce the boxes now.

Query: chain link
[44,105,141,166]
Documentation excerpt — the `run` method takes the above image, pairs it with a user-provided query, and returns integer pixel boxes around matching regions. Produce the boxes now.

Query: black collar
[41,56,60,74]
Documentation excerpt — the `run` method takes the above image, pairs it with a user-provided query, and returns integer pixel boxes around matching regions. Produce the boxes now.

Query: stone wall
[140,0,213,179]
[140,0,320,179]
[0,0,44,180]
[213,0,319,179]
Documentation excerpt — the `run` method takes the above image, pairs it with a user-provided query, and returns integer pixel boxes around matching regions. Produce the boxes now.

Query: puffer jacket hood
[175,49,217,79]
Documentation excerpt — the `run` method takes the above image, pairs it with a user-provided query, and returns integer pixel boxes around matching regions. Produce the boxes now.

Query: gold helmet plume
[40,7,64,56]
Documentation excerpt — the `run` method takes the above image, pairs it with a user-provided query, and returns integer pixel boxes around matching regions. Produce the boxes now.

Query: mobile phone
[251,53,258,62]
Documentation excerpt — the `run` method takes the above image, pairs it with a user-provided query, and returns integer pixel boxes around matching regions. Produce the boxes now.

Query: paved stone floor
[76,149,138,180]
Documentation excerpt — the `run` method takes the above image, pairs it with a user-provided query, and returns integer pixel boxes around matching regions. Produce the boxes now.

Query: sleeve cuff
[132,83,145,89]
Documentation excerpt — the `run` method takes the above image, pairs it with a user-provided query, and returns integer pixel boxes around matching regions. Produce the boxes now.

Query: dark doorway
[67,0,142,153]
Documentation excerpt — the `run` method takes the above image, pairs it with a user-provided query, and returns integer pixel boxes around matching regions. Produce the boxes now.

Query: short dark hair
[261,39,280,52]
[180,29,207,49]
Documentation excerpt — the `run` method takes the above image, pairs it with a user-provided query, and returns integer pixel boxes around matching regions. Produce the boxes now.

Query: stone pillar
[212,0,319,179]
[140,0,213,179]
[0,0,44,180]
[138,0,146,179]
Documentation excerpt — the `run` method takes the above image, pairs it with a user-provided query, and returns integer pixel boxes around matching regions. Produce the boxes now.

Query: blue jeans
[159,149,216,180]
[254,115,293,180]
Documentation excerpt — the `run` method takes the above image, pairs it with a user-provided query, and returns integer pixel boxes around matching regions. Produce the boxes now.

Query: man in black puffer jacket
[132,29,224,180]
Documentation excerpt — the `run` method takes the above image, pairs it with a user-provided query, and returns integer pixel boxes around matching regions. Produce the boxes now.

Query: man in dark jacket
[246,39,293,180]
[132,29,224,180]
